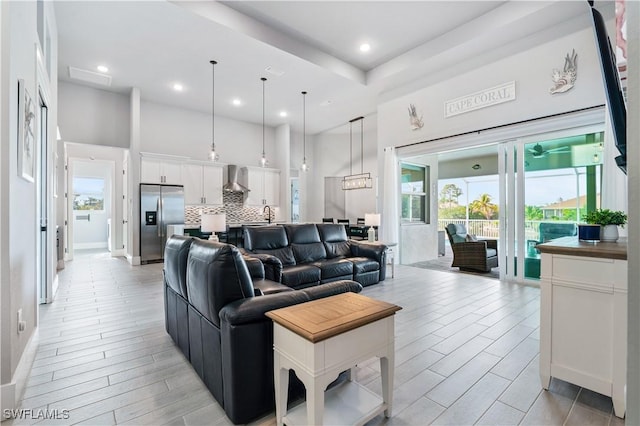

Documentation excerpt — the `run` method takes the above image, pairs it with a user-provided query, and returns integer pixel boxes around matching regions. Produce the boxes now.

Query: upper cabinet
[182,162,223,205]
[140,156,183,185]
[241,167,280,206]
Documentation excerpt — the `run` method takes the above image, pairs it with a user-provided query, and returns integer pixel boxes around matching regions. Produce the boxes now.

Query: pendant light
[260,77,268,167]
[208,60,219,161]
[342,116,372,190]
[301,91,309,172]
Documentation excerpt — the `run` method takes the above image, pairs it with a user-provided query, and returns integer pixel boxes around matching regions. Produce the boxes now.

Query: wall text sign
[445,81,516,118]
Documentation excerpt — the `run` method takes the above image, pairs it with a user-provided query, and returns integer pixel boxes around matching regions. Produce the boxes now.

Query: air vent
[68,66,112,87]
[265,66,285,77]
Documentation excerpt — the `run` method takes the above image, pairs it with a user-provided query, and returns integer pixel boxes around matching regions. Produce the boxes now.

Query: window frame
[400,162,429,224]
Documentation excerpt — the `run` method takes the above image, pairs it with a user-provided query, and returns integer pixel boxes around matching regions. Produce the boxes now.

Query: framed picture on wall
[18,79,36,182]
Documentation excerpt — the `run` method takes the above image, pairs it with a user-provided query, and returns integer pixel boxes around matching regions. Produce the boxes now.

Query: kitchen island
[537,236,627,418]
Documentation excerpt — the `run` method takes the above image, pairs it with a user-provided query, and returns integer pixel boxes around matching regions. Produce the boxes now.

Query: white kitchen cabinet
[141,156,183,185]
[182,163,223,205]
[538,238,627,418]
[241,167,280,206]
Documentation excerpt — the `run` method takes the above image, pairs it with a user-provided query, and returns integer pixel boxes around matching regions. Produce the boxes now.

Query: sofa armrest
[483,239,498,250]
[220,292,309,326]
[240,250,283,282]
[302,280,362,300]
[349,241,387,263]
[242,254,265,280]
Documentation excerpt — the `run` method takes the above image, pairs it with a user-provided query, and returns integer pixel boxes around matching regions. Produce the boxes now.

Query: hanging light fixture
[342,116,372,190]
[208,60,219,161]
[260,77,268,167]
[301,91,309,172]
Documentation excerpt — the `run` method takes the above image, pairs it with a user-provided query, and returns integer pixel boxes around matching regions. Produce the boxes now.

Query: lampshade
[201,213,226,233]
[364,213,380,227]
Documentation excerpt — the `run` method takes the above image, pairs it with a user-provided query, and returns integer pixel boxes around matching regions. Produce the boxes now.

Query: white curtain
[381,146,399,244]
[601,106,628,235]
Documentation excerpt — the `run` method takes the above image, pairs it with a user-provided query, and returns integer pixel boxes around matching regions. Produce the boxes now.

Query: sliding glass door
[499,132,603,283]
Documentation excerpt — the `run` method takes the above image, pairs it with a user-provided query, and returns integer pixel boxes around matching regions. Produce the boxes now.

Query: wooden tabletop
[537,236,627,260]
[266,292,402,343]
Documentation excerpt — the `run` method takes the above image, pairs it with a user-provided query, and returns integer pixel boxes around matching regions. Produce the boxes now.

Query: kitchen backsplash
[185,192,274,226]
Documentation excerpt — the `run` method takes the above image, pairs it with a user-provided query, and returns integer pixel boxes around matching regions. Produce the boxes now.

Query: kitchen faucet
[263,205,271,224]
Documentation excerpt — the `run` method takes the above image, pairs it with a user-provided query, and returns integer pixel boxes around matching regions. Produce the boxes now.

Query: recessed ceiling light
[359,43,371,53]
[97,65,109,73]
[279,111,288,117]
[320,100,332,107]
[232,98,242,106]
[173,83,183,92]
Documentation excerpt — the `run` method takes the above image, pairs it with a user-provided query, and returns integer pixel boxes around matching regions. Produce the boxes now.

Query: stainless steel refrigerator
[140,184,184,264]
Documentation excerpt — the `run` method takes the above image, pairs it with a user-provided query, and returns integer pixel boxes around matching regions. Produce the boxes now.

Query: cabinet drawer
[551,255,616,290]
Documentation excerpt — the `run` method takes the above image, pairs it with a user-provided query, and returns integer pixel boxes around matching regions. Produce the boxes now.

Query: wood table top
[537,236,627,260]
[266,292,402,343]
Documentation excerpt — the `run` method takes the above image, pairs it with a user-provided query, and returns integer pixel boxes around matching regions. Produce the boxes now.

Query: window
[73,177,105,211]
[401,163,429,223]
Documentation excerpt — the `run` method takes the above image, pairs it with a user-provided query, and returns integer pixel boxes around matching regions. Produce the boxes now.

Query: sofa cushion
[291,242,327,264]
[317,224,351,259]
[186,240,254,327]
[313,258,354,280]
[349,257,380,274]
[255,247,296,266]
[243,226,289,250]
[285,223,322,244]
[446,223,467,243]
[281,265,321,289]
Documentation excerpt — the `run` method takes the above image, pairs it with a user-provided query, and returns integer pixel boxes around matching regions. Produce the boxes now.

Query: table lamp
[364,213,380,242]
[201,213,226,242]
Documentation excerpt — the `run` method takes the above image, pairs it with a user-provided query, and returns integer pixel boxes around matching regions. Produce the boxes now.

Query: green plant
[584,209,628,227]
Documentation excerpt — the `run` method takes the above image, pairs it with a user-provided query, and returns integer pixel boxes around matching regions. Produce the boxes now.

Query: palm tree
[470,193,498,220]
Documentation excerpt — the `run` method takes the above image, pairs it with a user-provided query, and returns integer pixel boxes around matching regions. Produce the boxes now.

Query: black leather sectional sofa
[242,223,387,288]
[163,235,362,424]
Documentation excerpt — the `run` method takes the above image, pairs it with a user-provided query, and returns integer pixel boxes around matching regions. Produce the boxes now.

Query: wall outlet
[17,309,26,333]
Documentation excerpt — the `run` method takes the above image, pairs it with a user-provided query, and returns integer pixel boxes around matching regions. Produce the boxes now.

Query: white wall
[140,100,278,168]
[58,81,130,148]
[308,118,378,223]
[374,25,607,264]
[1,0,58,412]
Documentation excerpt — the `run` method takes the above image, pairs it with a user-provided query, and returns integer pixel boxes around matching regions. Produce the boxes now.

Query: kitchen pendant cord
[261,77,267,159]
[211,60,216,153]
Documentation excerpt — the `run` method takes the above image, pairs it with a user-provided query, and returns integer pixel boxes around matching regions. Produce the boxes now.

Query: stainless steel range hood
[223,165,250,193]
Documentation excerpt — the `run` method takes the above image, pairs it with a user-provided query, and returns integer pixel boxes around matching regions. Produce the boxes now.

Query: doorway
[37,89,49,303]
[67,158,115,258]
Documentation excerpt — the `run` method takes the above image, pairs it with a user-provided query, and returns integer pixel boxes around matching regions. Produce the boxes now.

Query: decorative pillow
[465,234,478,242]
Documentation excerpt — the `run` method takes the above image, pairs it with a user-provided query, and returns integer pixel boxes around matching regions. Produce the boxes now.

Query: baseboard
[1,329,39,420]
[126,255,141,266]
[74,242,108,250]
[110,248,125,257]
[56,259,64,270]
[1,382,16,420]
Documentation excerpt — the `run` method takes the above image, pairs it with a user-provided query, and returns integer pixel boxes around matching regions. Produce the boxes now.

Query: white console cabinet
[538,237,627,418]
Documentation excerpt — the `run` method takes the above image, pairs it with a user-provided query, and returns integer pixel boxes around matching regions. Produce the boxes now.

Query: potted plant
[583,209,628,242]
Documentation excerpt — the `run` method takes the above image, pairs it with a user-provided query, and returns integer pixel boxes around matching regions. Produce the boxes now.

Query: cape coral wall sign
[444,81,516,118]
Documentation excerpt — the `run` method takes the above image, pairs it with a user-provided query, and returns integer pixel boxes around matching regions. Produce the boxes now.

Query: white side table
[267,292,402,426]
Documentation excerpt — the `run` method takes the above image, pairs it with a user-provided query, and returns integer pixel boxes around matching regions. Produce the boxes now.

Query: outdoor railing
[438,219,576,241]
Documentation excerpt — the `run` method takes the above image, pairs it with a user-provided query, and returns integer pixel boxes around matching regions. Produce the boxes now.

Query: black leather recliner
[242,223,387,288]
[163,236,363,424]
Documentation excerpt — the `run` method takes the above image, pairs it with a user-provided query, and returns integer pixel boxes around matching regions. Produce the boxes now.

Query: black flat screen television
[588,1,627,174]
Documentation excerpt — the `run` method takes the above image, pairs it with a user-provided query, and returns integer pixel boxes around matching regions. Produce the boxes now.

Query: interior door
[324,177,345,220]
[38,92,48,303]
[122,154,128,255]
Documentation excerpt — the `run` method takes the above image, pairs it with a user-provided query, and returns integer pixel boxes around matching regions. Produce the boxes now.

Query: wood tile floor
[8,249,624,425]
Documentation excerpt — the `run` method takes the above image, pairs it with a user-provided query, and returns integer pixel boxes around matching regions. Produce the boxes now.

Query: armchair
[445,223,498,273]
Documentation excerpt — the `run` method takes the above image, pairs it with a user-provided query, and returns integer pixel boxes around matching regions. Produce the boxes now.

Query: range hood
[223,165,250,193]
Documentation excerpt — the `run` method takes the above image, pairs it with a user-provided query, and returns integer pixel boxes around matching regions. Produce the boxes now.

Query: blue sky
[439,168,598,207]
